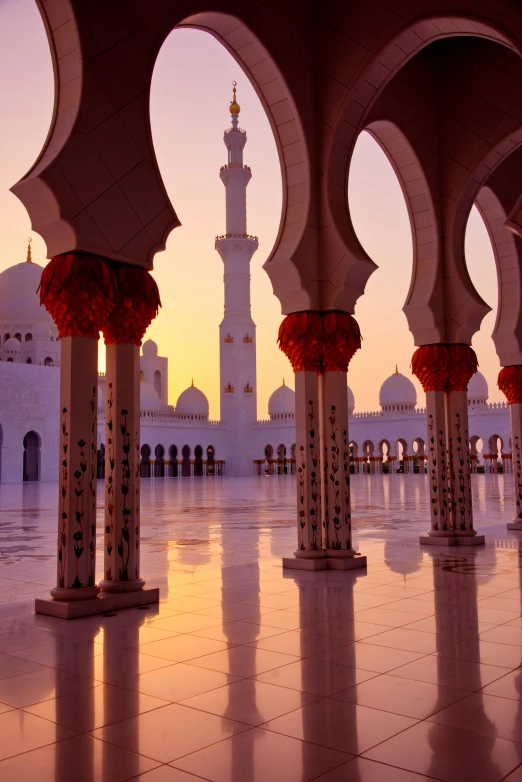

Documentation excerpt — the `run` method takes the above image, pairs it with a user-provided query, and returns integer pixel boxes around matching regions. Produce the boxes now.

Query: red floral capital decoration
[498,365,522,404]
[103,264,161,346]
[39,253,116,339]
[412,344,478,392]
[277,311,361,373]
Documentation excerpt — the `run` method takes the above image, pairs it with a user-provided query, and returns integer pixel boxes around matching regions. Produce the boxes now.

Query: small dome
[379,369,417,407]
[468,370,488,400]
[142,339,158,357]
[3,337,21,352]
[33,322,52,339]
[347,386,355,414]
[140,381,160,411]
[0,261,54,332]
[176,384,209,417]
[268,383,295,417]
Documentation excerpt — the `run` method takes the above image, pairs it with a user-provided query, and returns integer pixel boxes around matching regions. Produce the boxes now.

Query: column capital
[39,252,116,339]
[278,310,361,373]
[412,344,478,392]
[103,264,161,345]
[498,365,522,404]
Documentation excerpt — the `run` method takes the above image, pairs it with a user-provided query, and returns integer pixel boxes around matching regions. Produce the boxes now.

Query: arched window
[23,431,41,481]
[206,445,215,476]
[155,444,165,477]
[25,358,32,364]
[154,370,162,400]
[140,370,144,381]
[168,445,178,477]
[181,445,191,477]
[140,444,151,478]
[44,357,53,366]
[194,445,203,477]
[25,333,32,342]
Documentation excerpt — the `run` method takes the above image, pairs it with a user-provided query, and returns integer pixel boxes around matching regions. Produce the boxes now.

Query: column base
[50,585,100,601]
[36,587,159,619]
[282,551,367,571]
[99,578,146,593]
[420,533,485,547]
[507,521,522,530]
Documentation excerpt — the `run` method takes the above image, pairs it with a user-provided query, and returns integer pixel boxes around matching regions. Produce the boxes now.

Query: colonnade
[35,253,161,618]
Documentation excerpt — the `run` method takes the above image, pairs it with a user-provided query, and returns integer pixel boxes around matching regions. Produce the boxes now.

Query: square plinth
[35,587,160,619]
[456,534,485,546]
[507,521,522,530]
[419,535,457,546]
[282,556,328,571]
[327,554,367,570]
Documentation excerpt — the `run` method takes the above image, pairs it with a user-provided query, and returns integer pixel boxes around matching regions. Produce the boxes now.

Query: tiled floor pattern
[0,475,520,780]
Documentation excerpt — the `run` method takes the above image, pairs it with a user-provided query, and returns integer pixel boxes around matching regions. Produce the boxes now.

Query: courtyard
[0,475,520,781]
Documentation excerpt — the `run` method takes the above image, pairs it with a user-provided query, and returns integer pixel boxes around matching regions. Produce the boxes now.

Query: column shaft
[426,390,451,534]
[294,371,323,553]
[446,389,474,534]
[100,343,144,592]
[509,403,522,528]
[51,336,99,600]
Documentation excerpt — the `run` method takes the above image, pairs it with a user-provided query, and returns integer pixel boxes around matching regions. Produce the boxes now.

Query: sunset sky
[0,0,501,418]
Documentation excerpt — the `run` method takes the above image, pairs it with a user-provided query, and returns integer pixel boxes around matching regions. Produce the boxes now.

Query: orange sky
[0,1,502,418]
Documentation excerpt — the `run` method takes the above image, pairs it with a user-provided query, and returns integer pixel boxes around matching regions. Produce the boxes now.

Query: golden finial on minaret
[282,378,286,387]
[26,237,32,263]
[395,364,399,374]
[191,379,194,387]
[230,80,240,115]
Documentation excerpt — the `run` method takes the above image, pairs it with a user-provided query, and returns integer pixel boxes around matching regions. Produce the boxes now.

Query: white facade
[0,102,513,483]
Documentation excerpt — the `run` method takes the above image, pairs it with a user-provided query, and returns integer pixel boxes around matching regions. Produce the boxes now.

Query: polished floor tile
[188,621,284,644]
[313,642,424,673]
[255,658,378,696]
[172,726,350,782]
[128,767,203,782]
[437,639,522,669]
[23,682,169,732]
[364,720,522,782]
[0,708,77,761]
[428,692,522,742]
[263,697,417,754]
[0,666,95,707]
[391,653,509,690]
[91,702,249,762]
[249,629,347,657]
[314,756,433,780]
[359,627,455,654]
[479,625,522,647]
[0,733,159,781]
[114,662,240,702]
[480,669,522,700]
[130,634,231,663]
[9,637,105,666]
[181,679,320,725]
[0,651,46,678]
[332,673,468,719]
[58,649,175,683]
[191,646,300,677]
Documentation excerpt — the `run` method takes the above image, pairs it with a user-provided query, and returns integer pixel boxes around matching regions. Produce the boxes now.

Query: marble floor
[0,474,521,781]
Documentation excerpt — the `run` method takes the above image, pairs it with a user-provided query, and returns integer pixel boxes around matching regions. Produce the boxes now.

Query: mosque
[0,94,512,483]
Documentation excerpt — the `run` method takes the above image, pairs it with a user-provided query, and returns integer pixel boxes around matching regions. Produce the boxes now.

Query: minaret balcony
[220,164,251,172]
[216,232,258,242]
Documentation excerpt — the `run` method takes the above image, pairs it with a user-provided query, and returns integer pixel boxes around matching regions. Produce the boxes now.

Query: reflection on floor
[0,475,520,781]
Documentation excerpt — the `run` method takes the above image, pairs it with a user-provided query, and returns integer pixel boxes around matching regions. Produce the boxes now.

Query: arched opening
[140,444,151,479]
[194,444,203,477]
[181,445,191,477]
[289,443,296,475]
[23,430,40,482]
[379,440,391,473]
[26,357,32,364]
[154,370,162,401]
[168,445,178,477]
[487,434,504,473]
[277,444,287,475]
[150,24,288,420]
[206,445,215,476]
[43,357,53,366]
[97,443,105,480]
[396,439,408,473]
[413,438,427,473]
[264,444,274,475]
[154,444,165,477]
[140,370,145,381]
[25,333,32,342]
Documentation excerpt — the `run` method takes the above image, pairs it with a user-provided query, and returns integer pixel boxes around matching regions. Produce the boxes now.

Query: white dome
[348,386,355,413]
[379,370,417,407]
[33,322,52,339]
[468,370,488,400]
[3,337,21,352]
[268,383,295,417]
[0,262,54,332]
[140,381,160,411]
[176,384,209,417]
[142,339,158,357]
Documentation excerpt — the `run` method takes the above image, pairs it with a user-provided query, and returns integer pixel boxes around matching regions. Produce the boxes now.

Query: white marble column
[508,403,522,529]
[50,336,99,600]
[99,343,145,592]
[321,371,366,569]
[421,390,452,543]
[284,370,324,565]
[446,389,482,542]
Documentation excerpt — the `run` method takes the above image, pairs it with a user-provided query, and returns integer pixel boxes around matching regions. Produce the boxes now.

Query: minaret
[216,83,258,477]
